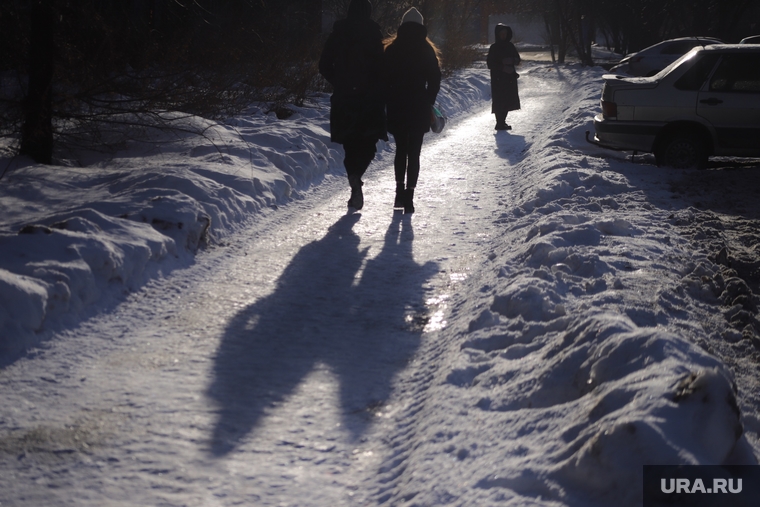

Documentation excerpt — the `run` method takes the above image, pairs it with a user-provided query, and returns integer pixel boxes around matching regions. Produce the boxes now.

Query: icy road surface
[0,74,544,506]
[3,63,760,507]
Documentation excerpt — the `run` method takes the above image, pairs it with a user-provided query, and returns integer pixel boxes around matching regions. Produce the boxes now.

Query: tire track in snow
[362,66,573,505]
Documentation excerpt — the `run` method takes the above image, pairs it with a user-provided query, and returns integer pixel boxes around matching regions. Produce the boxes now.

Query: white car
[589,44,760,169]
[610,37,723,77]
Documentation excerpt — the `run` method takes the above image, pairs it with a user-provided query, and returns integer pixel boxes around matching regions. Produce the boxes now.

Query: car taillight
[602,100,617,118]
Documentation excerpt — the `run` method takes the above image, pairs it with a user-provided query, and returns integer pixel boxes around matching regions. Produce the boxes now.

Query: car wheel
[656,133,707,170]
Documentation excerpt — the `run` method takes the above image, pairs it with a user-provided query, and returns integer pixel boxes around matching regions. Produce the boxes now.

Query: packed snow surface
[1,55,760,507]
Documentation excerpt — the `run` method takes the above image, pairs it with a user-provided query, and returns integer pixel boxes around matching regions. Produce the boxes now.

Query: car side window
[709,54,760,92]
[674,54,720,90]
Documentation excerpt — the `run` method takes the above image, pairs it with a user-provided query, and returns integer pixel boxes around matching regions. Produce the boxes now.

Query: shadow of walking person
[206,213,438,456]
[331,213,438,439]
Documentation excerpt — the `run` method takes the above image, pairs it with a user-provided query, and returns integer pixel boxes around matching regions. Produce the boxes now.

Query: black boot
[495,113,510,130]
[347,175,363,210]
[404,187,415,214]
[394,182,405,208]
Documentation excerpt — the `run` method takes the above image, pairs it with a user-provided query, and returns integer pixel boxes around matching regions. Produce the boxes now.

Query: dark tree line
[591,0,756,54]
[2,0,757,164]
[495,0,757,65]
[2,0,324,164]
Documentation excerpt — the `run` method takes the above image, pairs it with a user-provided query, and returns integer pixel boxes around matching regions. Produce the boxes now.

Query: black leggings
[393,132,424,189]
[495,111,509,125]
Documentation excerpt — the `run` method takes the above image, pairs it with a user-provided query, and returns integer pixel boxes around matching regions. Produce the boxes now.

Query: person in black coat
[383,7,441,214]
[319,0,387,211]
[487,24,521,131]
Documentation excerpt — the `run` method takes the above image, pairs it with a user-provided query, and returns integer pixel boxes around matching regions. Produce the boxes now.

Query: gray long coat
[487,24,521,114]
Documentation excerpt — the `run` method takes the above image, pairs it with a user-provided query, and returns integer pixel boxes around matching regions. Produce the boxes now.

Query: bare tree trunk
[576,11,595,66]
[20,0,54,164]
[543,11,556,63]
[549,0,568,63]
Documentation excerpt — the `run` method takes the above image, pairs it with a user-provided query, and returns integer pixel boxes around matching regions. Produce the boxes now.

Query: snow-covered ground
[1,53,760,506]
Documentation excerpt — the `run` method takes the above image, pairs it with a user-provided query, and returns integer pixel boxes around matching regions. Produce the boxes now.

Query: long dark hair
[383,31,442,65]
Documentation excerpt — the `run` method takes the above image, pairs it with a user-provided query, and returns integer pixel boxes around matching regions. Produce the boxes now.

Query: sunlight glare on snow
[424,294,450,332]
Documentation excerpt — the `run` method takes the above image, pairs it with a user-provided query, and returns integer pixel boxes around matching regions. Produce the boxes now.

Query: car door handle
[699,98,723,105]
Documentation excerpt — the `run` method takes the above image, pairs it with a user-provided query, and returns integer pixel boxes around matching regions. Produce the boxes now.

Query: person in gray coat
[487,24,521,130]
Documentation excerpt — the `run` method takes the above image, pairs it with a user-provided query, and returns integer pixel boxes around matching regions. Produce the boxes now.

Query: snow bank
[2,58,758,506]
[0,69,491,357]
[410,65,755,506]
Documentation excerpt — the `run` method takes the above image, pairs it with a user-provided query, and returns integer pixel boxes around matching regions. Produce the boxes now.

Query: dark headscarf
[494,23,513,42]
[347,0,371,20]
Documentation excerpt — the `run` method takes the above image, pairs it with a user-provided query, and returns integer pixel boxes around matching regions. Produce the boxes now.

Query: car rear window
[709,54,760,92]
[661,41,697,55]
[674,54,720,90]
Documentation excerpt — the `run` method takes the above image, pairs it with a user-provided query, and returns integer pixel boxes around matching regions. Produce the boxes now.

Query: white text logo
[661,478,742,494]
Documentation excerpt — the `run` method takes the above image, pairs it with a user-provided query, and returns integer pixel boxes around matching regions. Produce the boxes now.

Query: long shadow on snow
[207,212,437,456]
[493,130,526,166]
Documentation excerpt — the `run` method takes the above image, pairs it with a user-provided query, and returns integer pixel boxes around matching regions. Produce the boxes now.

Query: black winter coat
[319,5,387,144]
[384,22,441,136]
[487,25,521,114]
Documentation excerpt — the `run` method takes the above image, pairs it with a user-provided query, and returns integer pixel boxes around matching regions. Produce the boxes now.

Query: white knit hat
[401,7,424,25]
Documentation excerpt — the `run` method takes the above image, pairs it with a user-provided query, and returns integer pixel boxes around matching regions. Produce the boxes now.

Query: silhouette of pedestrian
[383,7,441,214]
[319,0,387,211]
[487,24,521,131]
[207,213,437,455]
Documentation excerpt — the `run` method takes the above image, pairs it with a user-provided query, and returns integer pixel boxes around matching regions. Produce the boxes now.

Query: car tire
[656,133,707,170]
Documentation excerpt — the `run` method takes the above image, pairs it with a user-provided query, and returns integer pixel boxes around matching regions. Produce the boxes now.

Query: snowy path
[0,70,557,506]
[5,57,760,507]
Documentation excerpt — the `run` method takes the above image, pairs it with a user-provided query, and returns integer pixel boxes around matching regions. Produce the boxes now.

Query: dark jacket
[487,24,521,113]
[318,0,387,144]
[384,22,442,136]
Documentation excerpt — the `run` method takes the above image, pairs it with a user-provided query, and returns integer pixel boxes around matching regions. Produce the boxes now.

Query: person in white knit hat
[383,7,441,214]
[401,6,424,25]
